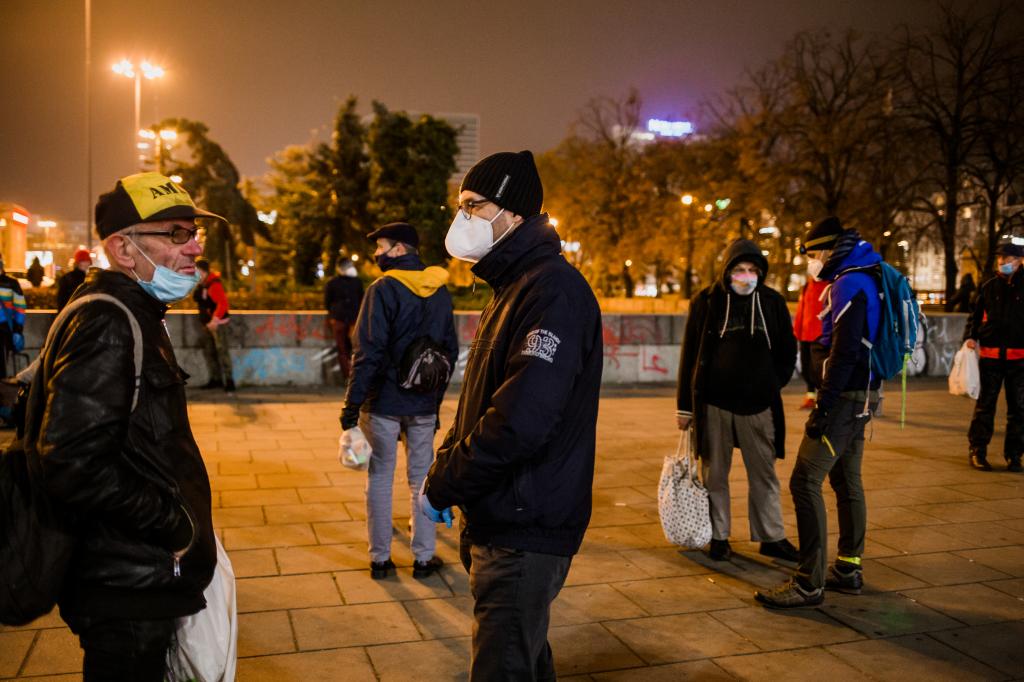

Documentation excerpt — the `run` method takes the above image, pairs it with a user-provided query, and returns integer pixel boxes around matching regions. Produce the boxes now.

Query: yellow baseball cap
[95,172,225,239]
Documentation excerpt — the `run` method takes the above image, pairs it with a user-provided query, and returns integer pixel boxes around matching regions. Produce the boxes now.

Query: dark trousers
[460,532,572,681]
[76,616,176,681]
[968,358,1024,460]
[799,341,822,393]
[331,319,354,379]
[789,397,871,589]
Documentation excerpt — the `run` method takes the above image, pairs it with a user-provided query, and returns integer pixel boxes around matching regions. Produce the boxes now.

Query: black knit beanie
[460,151,543,218]
[799,216,844,254]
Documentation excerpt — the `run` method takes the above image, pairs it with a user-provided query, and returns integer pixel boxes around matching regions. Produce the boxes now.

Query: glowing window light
[12,211,29,225]
[646,119,694,137]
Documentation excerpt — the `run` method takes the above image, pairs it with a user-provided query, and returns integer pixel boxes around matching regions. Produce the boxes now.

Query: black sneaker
[370,559,395,580]
[755,579,824,609]
[1007,456,1022,473]
[708,539,732,561]
[412,556,443,579]
[970,447,992,471]
[759,538,799,563]
[825,563,863,595]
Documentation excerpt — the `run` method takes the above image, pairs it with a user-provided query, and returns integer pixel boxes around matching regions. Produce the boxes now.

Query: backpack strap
[22,294,144,412]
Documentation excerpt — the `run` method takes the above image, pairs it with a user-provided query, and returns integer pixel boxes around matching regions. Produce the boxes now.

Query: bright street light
[169,174,183,184]
[549,217,559,228]
[112,58,165,169]
[703,203,713,213]
[681,194,694,206]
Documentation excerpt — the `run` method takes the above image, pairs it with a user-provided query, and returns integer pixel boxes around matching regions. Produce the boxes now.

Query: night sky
[0,0,1000,222]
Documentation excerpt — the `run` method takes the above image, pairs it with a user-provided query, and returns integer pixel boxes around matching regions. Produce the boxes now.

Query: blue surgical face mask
[999,262,1018,276]
[127,236,201,303]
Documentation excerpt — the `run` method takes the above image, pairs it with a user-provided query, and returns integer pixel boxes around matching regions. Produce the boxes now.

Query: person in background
[757,217,882,608]
[339,222,458,580]
[193,258,235,393]
[27,256,45,288]
[964,237,1024,472]
[0,255,26,378]
[793,273,830,409]
[324,256,364,381]
[946,272,976,313]
[57,249,93,312]
[677,239,799,564]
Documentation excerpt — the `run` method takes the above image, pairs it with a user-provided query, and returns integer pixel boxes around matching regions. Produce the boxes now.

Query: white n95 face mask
[806,257,824,280]
[445,208,506,263]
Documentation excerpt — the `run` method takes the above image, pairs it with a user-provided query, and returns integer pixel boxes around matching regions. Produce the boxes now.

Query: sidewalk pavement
[2,378,1023,681]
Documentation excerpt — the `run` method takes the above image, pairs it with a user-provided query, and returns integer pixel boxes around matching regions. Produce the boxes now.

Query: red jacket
[793,279,828,342]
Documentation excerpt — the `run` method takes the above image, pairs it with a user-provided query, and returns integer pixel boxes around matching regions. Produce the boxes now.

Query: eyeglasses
[129,225,204,245]
[457,198,491,218]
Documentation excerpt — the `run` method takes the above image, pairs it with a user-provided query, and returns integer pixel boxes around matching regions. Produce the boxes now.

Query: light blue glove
[11,333,23,353]
[419,480,453,528]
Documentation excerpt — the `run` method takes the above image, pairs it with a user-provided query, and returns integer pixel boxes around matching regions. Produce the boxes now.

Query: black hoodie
[426,214,603,556]
[676,240,796,458]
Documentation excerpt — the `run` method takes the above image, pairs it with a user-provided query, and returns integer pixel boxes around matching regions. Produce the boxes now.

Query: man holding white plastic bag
[29,173,220,680]
[964,235,1024,472]
[338,222,458,579]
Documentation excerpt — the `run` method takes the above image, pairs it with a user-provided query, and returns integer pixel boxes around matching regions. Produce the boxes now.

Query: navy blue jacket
[813,239,883,410]
[426,214,604,557]
[343,254,458,417]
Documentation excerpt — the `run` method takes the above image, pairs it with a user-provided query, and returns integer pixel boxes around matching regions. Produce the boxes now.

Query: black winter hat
[799,216,844,254]
[460,151,543,218]
[367,222,419,248]
[995,235,1024,258]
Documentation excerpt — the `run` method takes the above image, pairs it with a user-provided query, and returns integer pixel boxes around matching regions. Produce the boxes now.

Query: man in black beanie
[422,151,604,678]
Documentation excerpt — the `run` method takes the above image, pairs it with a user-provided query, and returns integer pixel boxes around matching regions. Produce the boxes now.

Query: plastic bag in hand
[948,342,980,400]
[338,426,372,470]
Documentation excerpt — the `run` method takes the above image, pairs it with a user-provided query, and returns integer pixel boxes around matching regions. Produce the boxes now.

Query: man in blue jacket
[757,217,882,608]
[423,151,604,679]
[339,222,458,580]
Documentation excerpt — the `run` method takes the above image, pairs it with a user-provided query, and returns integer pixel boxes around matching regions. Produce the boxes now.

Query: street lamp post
[112,59,165,170]
[681,194,696,299]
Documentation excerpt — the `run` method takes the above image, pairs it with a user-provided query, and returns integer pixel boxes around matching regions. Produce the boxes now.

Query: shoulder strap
[29,293,144,412]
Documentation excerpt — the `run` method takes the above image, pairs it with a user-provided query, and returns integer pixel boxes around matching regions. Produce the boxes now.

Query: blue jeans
[360,413,437,563]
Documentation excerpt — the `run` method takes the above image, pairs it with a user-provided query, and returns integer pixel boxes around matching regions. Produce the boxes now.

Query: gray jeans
[702,404,786,542]
[359,413,436,563]
[461,535,572,682]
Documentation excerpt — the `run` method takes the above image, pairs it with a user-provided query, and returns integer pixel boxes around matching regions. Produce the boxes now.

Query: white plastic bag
[658,430,712,549]
[338,426,372,470]
[166,536,237,682]
[948,342,980,400]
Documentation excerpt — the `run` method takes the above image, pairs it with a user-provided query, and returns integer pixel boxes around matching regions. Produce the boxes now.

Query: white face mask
[445,208,506,263]
[806,257,824,280]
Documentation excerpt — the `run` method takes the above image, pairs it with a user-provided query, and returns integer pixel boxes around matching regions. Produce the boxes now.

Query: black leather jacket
[26,269,215,622]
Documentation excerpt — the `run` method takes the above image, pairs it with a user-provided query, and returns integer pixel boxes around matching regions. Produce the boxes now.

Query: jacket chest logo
[522,329,560,363]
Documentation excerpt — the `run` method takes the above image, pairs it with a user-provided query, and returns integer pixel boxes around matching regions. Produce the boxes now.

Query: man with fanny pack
[964,235,1024,472]
[757,216,882,608]
[339,222,458,580]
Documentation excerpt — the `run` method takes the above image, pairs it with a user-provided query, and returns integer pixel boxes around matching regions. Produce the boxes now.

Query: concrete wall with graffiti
[19,310,967,387]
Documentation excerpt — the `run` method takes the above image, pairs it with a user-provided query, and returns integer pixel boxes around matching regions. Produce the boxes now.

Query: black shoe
[759,538,799,563]
[970,447,992,471]
[412,556,443,579]
[200,379,223,390]
[224,379,236,393]
[370,559,395,580]
[755,579,824,609]
[824,562,863,595]
[708,539,732,561]
[1007,457,1023,473]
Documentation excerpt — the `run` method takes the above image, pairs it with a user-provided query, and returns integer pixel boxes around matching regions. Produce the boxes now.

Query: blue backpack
[869,262,921,381]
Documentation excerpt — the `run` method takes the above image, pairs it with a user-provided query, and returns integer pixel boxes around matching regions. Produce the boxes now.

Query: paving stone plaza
[2,378,1023,680]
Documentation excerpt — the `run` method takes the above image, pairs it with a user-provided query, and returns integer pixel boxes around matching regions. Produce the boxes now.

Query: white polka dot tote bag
[658,429,712,549]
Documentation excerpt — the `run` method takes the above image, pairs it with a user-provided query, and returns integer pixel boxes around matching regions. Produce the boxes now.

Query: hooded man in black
[676,239,798,563]
[423,151,603,680]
